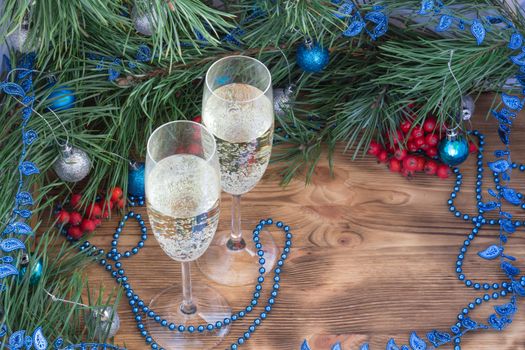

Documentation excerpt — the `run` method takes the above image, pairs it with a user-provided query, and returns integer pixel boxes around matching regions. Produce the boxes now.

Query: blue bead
[260,312,267,319]
[206,324,214,331]
[474,283,480,289]
[232,315,238,321]
[137,323,145,330]
[259,267,266,274]
[492,283,499,289]
[254,318,261,325]
[169,323,176,331]
[257,250,264,257]
[462,308,468,314]
[224,318,231,325]
[161,320,168,326]
[246,306,253,312]
[239,311,246,317]
[198,325,204,332]
[475,298,482,304]
[178,325,185,332]
[238,338,245,345]
[483,294,490,301]
[231,345,238,350]
[141,330,147,337]
[215,321,223,328]
[244,332,250,339]
[465,280,472,287]
[249,325,256,332]
[483,283,490,290]
[188,326,195,333]
[492,292,499,299]
[458,274,465,281]
[154,316,161,322]
[151,343,158,349]
[146,336,153,344]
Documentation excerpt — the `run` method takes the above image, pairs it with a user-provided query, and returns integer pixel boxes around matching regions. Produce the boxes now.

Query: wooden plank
[44,94,525,349]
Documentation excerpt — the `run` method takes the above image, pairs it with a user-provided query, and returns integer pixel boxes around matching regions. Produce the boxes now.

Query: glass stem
[180,262,196,315]
[227,194,246,250]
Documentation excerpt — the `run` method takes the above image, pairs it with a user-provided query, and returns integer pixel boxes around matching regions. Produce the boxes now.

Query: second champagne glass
[197,56,278,286]
[145,121,230,350]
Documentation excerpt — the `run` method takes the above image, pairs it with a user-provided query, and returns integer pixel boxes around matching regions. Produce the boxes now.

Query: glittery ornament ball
[128,162,145,197]
[86,306,120,340]
[461,95,476,121]
[131,5,158,36]
[6,27,35,53]
[48,88,76,111]
[273,88,292,117]
[18,259,43,286]
[296,42,330,73]
[53,145,91,182]
[438,135,469,166]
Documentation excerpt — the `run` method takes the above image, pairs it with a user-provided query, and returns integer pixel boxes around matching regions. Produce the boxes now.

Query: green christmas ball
[18,259,43,286]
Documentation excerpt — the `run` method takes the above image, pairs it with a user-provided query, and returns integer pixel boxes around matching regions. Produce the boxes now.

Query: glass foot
[197,229,278,286]
[147,284,231,350]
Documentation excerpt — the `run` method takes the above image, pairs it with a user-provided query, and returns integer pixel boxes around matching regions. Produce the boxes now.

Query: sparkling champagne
[203,83,274,195]
[146,154,220,262]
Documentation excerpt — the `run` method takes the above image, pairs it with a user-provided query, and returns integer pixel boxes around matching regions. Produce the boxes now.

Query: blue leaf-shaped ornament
[331,342,342,350]
[498,127,509,145]
[509,33,523,50]
[2,257,13,263]
[401,346,410,350]
[511,51,525,66]
[12,222,33,235]
[502,172,511,181]
[108,68,120,82]
[491,109,512,125]
[493,150,509,158]
[500,108,517,119]
[343,18,365,37]
[501,219,516,234]
[495,302,517,316]
[418,0,434,15]
[502,188,521,205]
[478,245,503,260]
[2,224,14,235]
[136,45,152,62]
[0,264,18,279]
[501,93,523,111]
[426,330,451,347]
[22,129,38,146]
[488,188,498,197]
[14,209,32,219]
[9,330,25,349]
[512,281,525,296]
[501,261,520,276]
[488,314,506,331]
[386,338,400,350]
[301,340,311,350]
[478,201,499,211]
[360,344,370,350]
[0,82,25,97]
[461,317,478,330]
[53,338,64,349]
[409,332,427,350]
[16,192,33,206]
[19,161,40,176]
[436,15,453,32]
[500,234,508,244]
[488,160,510,173]
[501,211,513,219]
[0,324,7,337]
[25,335,33,349]
[32,327,48,350]
[334,2,354,19]
[470,19,486,45]
[0,238,26,252]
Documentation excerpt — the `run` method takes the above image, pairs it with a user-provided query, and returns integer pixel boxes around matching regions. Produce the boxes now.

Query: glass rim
[205,55,272,103]
[146,120,217,164]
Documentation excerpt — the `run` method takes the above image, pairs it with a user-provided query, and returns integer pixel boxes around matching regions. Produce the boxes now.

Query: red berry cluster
[368,117,477,179]
[55,187,125,240]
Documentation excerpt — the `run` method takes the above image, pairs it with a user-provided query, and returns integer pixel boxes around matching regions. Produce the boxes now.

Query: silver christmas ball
[131,4,159,36]
[461,95,476,121]
[273,85,295,117]
[6,26,35,53]
[86,306,120,340]
[53,144,91,182]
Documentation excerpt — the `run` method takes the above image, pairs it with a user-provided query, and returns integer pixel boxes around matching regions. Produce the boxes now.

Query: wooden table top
[75,95,525,350]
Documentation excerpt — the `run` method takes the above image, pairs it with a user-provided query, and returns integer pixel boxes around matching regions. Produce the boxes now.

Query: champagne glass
[197,56,278,286]
[145,121,230,349]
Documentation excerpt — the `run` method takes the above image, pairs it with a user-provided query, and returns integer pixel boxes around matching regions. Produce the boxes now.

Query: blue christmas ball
[296,41,329,73]
[18,259,43,286]
[128,162,145,197]
[438,135,469,166]
[48,87,76,111]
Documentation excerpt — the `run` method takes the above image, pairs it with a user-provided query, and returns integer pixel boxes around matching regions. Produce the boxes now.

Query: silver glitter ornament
[53,144,91,182]
[86,306,120,340]
[461,95,476,121]
[273,85,295,117]
[131,4,159,36]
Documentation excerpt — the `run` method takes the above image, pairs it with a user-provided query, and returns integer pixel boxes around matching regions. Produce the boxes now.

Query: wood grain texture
[43,95,525,349]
